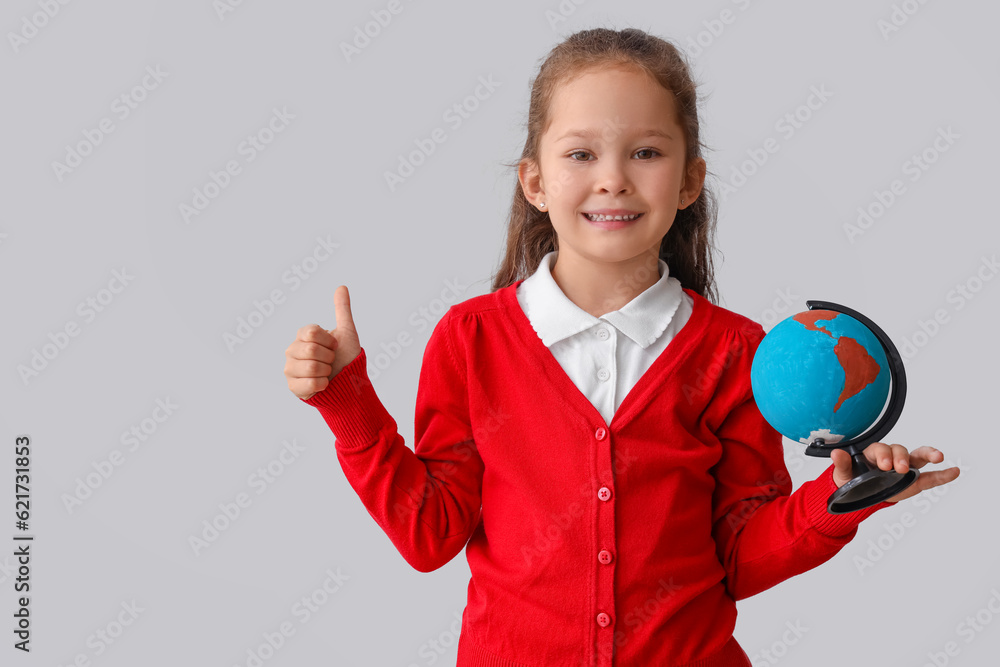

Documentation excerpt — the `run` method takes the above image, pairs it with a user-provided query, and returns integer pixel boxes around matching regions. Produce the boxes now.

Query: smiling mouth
[583,212,643,222]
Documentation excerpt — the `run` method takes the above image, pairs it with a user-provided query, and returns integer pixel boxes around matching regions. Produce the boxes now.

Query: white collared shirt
[516,250,694,426]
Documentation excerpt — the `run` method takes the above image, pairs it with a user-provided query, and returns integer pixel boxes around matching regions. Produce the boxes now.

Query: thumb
[829,449,852,486]
[332,285,358,338]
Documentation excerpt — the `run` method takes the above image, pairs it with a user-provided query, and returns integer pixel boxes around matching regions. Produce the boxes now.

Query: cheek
[548,168,586,202]
[634,170,673,194]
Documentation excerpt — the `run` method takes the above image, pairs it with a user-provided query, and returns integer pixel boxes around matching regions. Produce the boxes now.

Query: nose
[593,155,632,195]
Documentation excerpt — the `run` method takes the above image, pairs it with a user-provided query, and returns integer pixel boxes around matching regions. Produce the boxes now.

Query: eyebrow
[555,128,675,142]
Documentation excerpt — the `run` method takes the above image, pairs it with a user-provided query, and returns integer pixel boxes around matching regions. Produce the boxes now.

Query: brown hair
[489,27,721,305]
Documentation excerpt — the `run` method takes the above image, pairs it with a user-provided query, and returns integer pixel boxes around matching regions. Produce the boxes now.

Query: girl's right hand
[284,285,362,401]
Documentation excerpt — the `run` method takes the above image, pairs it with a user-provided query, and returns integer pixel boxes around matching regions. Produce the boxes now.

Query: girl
[284,27,959,667]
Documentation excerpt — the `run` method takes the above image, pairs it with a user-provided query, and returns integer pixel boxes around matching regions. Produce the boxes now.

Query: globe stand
[801,300,920,514]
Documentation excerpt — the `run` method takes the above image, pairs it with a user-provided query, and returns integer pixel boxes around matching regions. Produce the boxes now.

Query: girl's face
[519,64,705,268]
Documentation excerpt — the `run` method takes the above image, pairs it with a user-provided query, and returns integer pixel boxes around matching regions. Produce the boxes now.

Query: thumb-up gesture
[284,285,362,401]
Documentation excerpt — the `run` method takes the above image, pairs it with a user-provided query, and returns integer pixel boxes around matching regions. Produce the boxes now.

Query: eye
[635,148,660,159]
[568,150,592,161]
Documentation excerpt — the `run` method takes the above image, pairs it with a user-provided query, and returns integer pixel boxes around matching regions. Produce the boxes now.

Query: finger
[288,358,333,379]
[283,356,333,381]
[890,444,910,474]
[830,448,851,472]
[298,324,337,350]
[334,285,357,337]
[866,442,892,470]
[288,376,329,398]
[906,446,945,469]
[286,340,336,364]
[908,467,961,493]
[297,323,330,343]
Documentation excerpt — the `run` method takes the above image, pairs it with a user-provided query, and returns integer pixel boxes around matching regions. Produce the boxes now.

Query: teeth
[585,213,641,222]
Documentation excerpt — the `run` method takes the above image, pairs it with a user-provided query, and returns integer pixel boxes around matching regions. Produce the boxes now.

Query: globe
[750,309,891,445]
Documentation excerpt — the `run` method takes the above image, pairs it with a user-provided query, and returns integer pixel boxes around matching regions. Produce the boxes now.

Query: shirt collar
[517,250,685,349]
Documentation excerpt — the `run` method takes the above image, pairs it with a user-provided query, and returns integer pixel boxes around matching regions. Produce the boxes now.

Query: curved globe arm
[805,300,906,449]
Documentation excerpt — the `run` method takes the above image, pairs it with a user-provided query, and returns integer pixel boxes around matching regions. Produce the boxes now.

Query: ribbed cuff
[804,464,895,537]
[300,348,396,452]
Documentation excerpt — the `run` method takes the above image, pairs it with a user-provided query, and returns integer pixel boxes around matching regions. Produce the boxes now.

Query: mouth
[582,211,644,229]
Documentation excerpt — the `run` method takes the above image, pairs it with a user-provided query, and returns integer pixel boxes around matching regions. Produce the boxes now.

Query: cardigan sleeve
[301,310,484,573]
[708,328,895,601]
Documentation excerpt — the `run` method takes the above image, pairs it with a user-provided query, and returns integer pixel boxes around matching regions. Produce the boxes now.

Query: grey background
[2,0,996,665]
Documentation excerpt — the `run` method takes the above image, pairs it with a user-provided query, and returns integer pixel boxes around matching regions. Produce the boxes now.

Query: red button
[598,549,613,565]
[598,487,611,501]
[596,612,611,627]
[595,427,607,440]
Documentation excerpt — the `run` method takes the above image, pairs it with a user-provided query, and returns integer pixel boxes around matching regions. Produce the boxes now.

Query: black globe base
[825,449,920,514]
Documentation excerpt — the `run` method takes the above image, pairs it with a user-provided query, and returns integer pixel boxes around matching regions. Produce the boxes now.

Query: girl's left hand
[830,444,961,504]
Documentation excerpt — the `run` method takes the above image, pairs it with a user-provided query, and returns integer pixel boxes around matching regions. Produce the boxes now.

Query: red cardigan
[303,281,893,666]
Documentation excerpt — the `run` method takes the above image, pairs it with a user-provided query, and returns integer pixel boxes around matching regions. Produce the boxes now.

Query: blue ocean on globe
[750,310,890,445]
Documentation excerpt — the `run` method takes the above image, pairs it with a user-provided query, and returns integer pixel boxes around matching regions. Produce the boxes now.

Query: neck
[550,250,663,318]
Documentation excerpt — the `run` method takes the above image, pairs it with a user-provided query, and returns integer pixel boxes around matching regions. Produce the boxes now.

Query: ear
[518,158,545,208]
[679,157,706,209]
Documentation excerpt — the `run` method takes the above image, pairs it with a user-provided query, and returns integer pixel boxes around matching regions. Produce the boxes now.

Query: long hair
[490,27,721,305]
